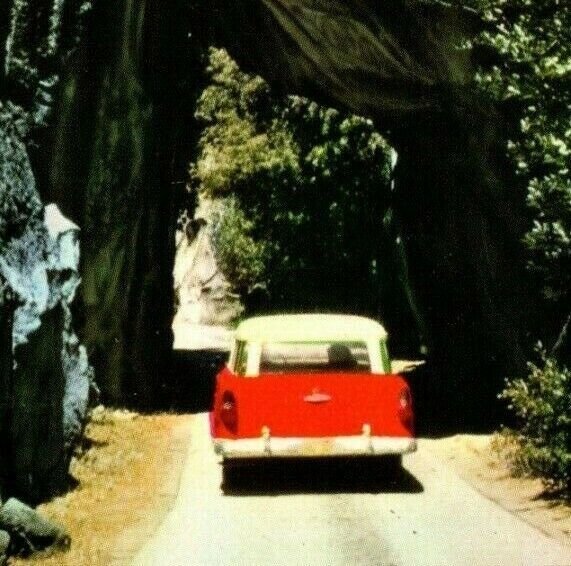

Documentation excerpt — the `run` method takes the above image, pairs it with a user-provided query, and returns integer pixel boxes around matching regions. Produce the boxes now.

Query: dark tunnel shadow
[162,348,228,412]
[221,457,424,496]
[403,361,510,438]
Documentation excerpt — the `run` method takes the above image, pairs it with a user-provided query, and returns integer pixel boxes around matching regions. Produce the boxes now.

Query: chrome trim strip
[213,436,417,459]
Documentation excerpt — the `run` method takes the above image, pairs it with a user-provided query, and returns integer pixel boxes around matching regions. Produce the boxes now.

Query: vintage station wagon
[210,314,416,471]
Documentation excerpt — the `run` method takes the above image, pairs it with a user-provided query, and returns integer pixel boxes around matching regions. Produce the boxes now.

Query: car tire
[222,462,240,487]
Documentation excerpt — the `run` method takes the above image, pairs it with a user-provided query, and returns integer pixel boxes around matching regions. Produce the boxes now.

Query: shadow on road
[222,457,423,496]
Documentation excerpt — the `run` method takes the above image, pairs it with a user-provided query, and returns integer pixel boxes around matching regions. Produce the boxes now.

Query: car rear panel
[211,366,414,440]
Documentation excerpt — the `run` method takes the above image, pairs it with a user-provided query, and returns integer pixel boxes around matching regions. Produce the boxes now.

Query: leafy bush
[190,47,300,198]
[468,0,571,499]
[499,348,571,494]
[473,0,571,347]
[210,196,267,294]
[191,48,396,314]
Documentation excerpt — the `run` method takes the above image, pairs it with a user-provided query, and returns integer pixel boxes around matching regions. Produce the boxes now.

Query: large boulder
[0,498,69,556]
[0,106,93,502]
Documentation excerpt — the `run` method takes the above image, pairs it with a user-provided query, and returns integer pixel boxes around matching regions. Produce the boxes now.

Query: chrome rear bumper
[213,436,417,459]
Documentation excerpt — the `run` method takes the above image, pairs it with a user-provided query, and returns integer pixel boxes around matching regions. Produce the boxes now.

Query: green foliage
[191,48,300,197]
[471,0,571,494]
[191,48,394,312]
[499,348,571,494]
[210,197,267,293]
[258,98,392,310]
[473,0,571,323]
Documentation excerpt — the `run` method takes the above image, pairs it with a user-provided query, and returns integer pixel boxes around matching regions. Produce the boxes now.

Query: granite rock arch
[1,0,534,499]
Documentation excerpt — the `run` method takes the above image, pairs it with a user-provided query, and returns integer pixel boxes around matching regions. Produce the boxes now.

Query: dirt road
[134,413,571,566]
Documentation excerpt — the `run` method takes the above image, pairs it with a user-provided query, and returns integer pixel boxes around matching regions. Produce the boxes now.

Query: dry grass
[9,407,192,566]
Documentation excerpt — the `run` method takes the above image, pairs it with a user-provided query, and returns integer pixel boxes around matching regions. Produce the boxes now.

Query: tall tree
[191,49,418,344]
[473,0,571,359]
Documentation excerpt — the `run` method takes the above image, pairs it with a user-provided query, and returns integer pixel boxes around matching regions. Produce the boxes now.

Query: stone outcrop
[1,0,95,502]
[0,498,69,557]
[173,201,242,350]
[0,96,93,505]
[0,200,94,502]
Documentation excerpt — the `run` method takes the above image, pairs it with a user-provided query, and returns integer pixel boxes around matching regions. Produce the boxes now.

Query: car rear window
[260,341,371,373]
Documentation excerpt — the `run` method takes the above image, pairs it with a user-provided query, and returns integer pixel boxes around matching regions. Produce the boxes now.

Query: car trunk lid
[212,370,413,439]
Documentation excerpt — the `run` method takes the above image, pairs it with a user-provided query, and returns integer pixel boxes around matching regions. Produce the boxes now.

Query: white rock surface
[173,199,242,350]
[0,202,93,451]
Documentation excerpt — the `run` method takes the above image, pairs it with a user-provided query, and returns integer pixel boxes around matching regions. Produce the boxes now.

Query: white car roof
[234,314,388,343]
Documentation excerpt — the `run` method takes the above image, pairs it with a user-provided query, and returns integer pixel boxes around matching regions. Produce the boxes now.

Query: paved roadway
[134,413,571,566]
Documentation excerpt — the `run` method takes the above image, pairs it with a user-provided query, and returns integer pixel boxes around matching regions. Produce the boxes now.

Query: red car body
[210,314,416,461]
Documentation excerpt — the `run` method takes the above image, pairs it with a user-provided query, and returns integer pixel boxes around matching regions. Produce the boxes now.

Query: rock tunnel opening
[1,0,548,501]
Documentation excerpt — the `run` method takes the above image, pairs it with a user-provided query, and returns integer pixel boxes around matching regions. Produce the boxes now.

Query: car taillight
[220,391,237,433]
[398,387,414,430]
[399,388,411,409]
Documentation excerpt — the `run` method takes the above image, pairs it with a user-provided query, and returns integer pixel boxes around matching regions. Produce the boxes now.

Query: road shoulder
[422,434,571,546]
[9,410,192,566]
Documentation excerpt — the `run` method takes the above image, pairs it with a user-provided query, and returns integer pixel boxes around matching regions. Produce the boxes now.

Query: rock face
[174,217,243,328]
[173,202,242,350]
[0,99,93,506]
[1,0,95,502]
[0,201,93,502]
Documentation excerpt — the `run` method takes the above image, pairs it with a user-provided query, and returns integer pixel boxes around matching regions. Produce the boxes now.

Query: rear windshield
[260,341,371,373]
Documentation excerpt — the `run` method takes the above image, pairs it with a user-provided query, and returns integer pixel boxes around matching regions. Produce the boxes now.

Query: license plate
[299,439,334,456]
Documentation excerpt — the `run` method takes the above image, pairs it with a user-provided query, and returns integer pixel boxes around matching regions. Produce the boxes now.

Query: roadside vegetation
[7,408,190,565]
[496,352,570,495]
[189,47,410,320]
[471,0,570,495]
